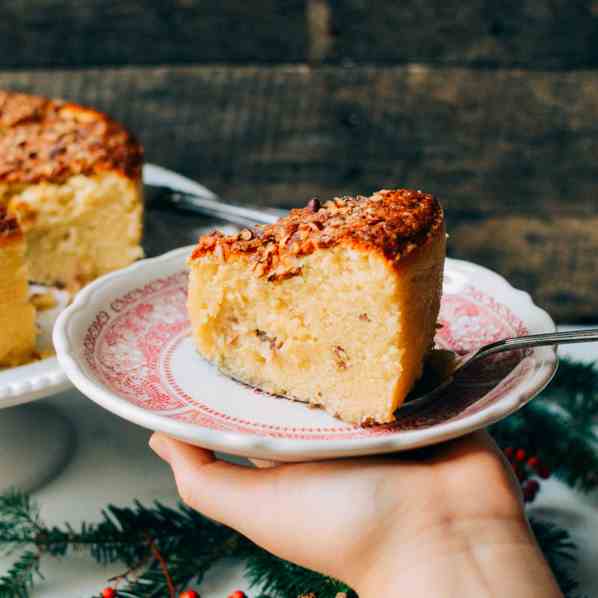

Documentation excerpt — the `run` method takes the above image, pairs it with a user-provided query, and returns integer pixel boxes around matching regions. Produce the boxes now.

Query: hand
[149,431,562,597]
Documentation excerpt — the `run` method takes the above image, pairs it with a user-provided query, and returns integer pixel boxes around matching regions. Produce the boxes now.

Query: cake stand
[0,164,221,494]
[0,286,73,493]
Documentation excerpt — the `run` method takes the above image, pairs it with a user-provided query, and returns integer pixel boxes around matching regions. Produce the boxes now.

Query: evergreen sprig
[245,552,355,598]
[0,493,248,598]
[0,550,42,598]
[491,360,598,491]
[0,358,594,597]
[529,519,578,596]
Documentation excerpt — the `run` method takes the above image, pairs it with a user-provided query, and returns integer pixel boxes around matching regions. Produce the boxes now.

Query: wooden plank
[325,0,598,69]
[0,1,307,67]
[1,64,597,319]
[4,1,598,69]
[452,217,598,322]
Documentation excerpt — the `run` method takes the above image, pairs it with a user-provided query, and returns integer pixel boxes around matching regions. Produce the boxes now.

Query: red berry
[503,447,514,460]
[527,479,540,493]
[515,448,526,462]
[523,479,540,502]
[512,465,526,482]
[228,592,247,598]
[538,465,551,479]
[179,592,199,598]
[102,589,116,598]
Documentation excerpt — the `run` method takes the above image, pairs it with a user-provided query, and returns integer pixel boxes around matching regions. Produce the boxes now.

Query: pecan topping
[267,266,303,283]
[0,205,21,243]
[190,189,443,280]
[306,197,321,212]
[0,90,142,184]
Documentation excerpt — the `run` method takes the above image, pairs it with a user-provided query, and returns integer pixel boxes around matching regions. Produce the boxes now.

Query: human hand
[149,431,562,597]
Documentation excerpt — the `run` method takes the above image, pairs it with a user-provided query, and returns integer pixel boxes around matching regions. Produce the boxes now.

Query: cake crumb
[333,345,349,370]
[30,291,57,311]
[255,329,283,350]
[267,266,303,283]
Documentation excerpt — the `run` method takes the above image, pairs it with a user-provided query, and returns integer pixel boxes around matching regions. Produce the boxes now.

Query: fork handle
[476,328,598,360]
[168,191,284,227]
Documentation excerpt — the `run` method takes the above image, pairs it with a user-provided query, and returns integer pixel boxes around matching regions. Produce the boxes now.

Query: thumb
[149,432,274,532]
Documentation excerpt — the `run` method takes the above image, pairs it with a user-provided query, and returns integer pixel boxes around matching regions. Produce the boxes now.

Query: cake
[187,189,446,425]
[0,90,144,290]
[0,206,36,366]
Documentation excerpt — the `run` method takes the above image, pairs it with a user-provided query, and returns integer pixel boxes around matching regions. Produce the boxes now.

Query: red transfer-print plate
[54,247,557,461]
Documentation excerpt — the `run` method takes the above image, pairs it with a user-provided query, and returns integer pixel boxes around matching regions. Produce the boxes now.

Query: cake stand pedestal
[0,403,73,494]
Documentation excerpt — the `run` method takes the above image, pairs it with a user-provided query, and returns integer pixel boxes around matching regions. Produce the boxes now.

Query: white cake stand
[0,403,73,493]
[0,287,74,493]
[0,164,220,494]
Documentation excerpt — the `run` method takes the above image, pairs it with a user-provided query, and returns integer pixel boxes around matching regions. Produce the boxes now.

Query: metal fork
[403,328,598,412]
[147,185,285,227]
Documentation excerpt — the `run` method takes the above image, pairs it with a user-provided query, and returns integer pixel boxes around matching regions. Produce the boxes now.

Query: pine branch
[245,551,355,598]
[0,491,43,549]
[490,359,598,492]
[491,399,598,491]
[0,550,42,597]
[530,518,579,597]
[547,361,598,422]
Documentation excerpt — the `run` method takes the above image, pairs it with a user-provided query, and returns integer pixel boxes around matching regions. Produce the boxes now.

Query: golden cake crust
[190,189,444,279]
[0,205,21,246]
[0,90,143,184]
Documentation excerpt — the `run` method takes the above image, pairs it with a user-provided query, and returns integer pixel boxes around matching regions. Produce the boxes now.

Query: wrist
[352,515,562,598]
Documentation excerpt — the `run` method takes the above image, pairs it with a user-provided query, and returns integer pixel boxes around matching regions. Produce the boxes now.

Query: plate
[53,247,558,461]
[0,163,218,408]
[0,286,71,408]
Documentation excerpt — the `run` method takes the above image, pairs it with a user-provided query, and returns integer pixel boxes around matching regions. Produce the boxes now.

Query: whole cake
[187,189,446,425]
[0,206,36,366]
[0,90,144,290]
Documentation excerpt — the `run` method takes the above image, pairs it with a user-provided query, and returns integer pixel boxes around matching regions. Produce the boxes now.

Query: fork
[147,185,285,227]
[403,328,598,412]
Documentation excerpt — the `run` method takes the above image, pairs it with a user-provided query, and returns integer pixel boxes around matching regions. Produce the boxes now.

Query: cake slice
[187,190,445,425]
[0,90,143,291]
[0,206,36,367]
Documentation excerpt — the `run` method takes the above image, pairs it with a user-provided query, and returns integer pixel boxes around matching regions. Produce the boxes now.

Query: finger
[149,432,215,465]
[408,430,498,463]
[249,458,280,468]
[149,433,275,531]
[442,429,495,455]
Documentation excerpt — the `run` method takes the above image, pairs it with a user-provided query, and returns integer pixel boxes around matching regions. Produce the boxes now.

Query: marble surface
[0,333,596,597]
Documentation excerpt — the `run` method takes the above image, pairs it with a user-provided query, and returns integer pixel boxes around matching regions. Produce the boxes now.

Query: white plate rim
[0,163,216,408]
[53,245,558,461]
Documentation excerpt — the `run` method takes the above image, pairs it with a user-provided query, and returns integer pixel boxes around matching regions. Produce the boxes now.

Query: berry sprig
[503,447,551,503]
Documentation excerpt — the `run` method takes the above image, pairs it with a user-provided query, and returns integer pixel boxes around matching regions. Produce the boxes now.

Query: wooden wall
[1,1,598,321]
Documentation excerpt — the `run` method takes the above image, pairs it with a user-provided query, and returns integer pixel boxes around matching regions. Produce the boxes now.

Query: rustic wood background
[1,0,597,321]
